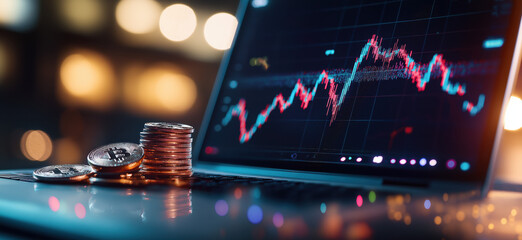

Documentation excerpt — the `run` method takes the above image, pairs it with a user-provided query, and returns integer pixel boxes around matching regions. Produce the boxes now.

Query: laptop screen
[197,0,521,183]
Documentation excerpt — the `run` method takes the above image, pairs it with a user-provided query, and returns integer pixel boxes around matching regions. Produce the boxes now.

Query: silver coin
[88,142,144,168]
[33,164,93,182]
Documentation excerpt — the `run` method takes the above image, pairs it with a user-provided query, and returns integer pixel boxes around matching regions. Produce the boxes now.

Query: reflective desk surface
[0,171,521,239]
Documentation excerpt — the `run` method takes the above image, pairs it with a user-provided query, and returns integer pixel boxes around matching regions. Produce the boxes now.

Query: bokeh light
[159,4,197,42]
[272,212,284,228]
[368,191,376,203]
[48,196,60,212]
[0,40,7,82]
[251,187,261,199]
[247,205,263,224]
[215,200,229,216]
[116,0,161,34]
[58,0,105,33]
[20,130,52,161]
[59,49,116,109]
[54,138,82,164]
[424,199,431,209]
[356,195,363,207]
[0,0,38,31]
[75,203,86,219]
[320,202,326,214]
[234,188,242,199]
[123,63,197,116]
[504,96,522,131]
[204,12,238,50]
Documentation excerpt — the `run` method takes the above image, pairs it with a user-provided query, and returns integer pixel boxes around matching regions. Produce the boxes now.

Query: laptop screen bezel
[194,0,522,188]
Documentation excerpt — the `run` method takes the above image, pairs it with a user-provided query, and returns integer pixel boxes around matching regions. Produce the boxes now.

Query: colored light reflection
[234,188,242,199]
[247,205,263,224]
[75,203,86,219]
[49,196,60,212]
[356,195,363,207]
[215,200,229,216]
[460,162,470,171]
[424,199,431,209]
[368,191,376,203]
[446,159,456,169]
[320,202,326,214]
[272,212,284,228]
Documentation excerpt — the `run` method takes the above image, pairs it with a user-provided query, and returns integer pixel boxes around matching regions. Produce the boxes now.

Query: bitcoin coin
[33,164,93,182]
[88,142,144,173]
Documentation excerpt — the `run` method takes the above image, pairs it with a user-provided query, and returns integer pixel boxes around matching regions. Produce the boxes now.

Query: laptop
[0,0,521,238]
[194,0,522,195]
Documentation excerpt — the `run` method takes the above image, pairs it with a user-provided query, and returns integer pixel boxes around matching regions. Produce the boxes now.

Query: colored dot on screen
[460,162,470,171]
[215,200,229,216]
[399,159,407,165]
[390,159,396,164]
[356,195,363,207]
[272,212,284,228]
[419,158,427,166]
[446,159,456,169]
[424,199,431,209]
[340,156,346,162]
[429,159,437,166]
[320,202,327,214]
[368,191,376,203]
[348,157,352,160]
[356,157,362,162]
[410,159,416,165]
[229,80,238,88]
[247,205,263,224]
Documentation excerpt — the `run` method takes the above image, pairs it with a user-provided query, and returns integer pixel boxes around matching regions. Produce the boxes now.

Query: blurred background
[0,0,239,169]
[0,0,521,185]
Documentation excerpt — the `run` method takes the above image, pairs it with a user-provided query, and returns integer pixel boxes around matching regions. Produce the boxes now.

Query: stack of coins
[139,122,194,178]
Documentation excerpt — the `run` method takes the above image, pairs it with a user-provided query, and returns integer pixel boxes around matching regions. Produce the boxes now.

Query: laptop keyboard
[0,172,364,201]
[0,173,36,182]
